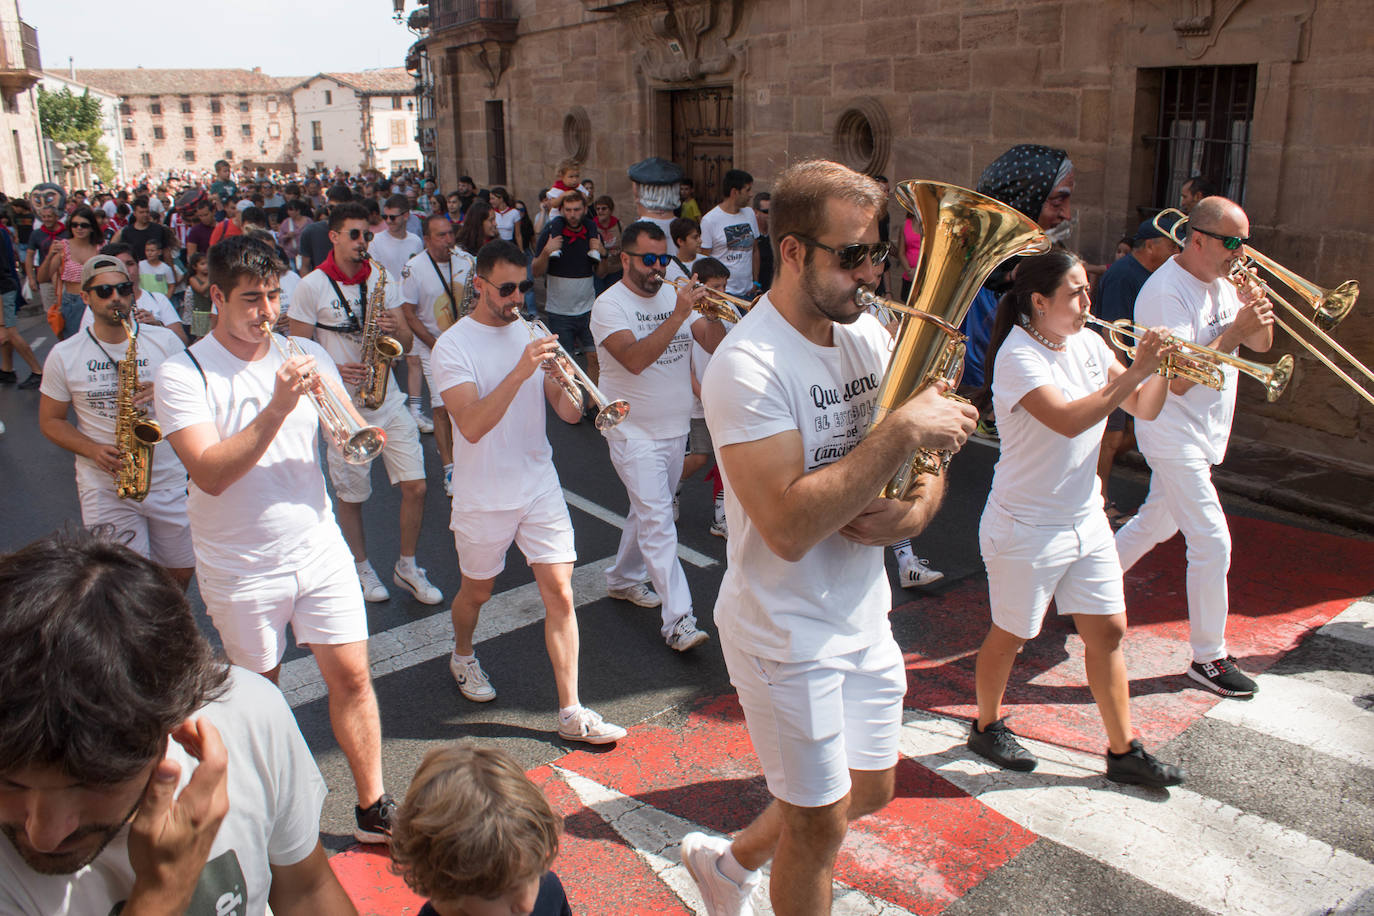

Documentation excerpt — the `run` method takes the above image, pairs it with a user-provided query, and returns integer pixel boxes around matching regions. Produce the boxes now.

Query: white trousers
[1114,454,1232,663]
[606,435,695,636]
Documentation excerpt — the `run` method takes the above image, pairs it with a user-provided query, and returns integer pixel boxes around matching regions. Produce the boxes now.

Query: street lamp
[392,0,405,21]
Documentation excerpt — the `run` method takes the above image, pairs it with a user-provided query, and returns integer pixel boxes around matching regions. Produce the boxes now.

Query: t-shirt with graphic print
[591,280,699,441]
[698,205,759,297]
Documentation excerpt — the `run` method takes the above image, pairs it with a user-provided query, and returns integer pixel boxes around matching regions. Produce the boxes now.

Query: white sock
[355,559,372,575]
[558,704,583,722]
[452,651,475,664]
[443,462,453,475]
[717,845,753,884]
[397,555,417,573]
[890,538,914,562]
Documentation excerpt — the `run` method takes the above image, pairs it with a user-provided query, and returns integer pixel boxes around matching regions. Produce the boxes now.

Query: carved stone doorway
[668,86,733,212]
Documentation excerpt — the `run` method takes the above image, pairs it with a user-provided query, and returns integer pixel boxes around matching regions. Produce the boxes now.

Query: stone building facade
[291,69,422,175]
[422,0,1373,469]
[0,0,44,194]
[75,68,297,177]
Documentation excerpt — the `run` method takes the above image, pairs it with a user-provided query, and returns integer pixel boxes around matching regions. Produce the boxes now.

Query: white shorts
[415,346,444,410]
[196,535,369,672]
[326,399,426,502]
[451,486,577,580]
[980,501,1125,640]
[722,635,907,808]
[78,482,197,569]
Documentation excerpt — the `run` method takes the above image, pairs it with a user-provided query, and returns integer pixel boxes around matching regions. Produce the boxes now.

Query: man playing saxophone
[289,201,442,607]
[38,253,195,590]
[154,234,398,844]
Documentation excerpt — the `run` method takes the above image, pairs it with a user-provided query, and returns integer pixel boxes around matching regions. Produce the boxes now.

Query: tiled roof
[318,68,413,94]
[74,68,288,96]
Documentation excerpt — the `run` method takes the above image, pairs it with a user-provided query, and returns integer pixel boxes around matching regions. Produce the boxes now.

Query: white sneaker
[449,654,496,702]
[394,563,443,605]
[899,555,945,588]
[358,563,390,602]
[667,617,710,652]
[558,707,627,745]
[411,408,434,433]
[680,831,760,916]
[443,465,453,497]
[710,515,728,539]
[672,493,681,521]
[607,582,662,608]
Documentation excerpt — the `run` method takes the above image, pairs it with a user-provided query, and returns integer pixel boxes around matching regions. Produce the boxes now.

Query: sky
[22,0,418,77]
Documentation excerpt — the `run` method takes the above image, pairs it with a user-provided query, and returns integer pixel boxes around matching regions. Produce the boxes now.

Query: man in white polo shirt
[592,220,725,652]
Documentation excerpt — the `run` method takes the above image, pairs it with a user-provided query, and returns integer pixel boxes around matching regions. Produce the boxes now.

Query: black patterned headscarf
[975,145,1072,223]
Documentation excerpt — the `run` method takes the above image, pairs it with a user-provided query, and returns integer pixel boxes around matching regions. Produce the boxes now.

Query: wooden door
[669,87,733,212]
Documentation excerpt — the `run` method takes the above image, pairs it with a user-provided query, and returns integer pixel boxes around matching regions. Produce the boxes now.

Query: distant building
[289,69,420,174]
[40,70,125,184]
[0,0,44,193]
[75,67,296,178]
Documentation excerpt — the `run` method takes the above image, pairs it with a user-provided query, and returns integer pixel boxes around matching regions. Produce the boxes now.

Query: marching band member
[289,201,443,606]
[686,160,977,914]
[1115,196,1275,698]
[432,240,626,745]
[155,235,396,842]
[966,249,1184,788]
[38,254,195,588]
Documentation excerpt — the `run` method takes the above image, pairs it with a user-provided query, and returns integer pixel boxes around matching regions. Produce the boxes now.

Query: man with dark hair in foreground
[0,529,355,914]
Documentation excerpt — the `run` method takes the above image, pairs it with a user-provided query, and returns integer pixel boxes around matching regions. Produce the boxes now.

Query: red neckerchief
[596,215,619,232]
[561,221,589,243]
[552,180,577,193]
[39,224,64,242]
[320,250,371,285]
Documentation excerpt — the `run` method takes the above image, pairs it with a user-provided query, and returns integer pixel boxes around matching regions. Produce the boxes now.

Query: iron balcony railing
[430,0,511,31]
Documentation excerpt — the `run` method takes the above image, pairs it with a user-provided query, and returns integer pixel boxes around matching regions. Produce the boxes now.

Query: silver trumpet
[260,322,387,464]
[512,311,629,431]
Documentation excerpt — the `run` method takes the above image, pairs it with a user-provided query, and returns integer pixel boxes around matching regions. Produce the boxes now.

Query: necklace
[1025,321,1066,352]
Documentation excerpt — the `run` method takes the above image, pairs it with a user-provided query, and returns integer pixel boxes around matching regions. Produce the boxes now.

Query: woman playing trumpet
[966,250,1185,787]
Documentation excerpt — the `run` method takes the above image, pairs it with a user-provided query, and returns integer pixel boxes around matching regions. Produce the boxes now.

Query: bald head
[1188,196,1244,235]
[1179,196,1249,283]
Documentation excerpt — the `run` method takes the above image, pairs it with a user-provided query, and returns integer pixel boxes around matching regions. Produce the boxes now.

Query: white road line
[562,488,720,569]
[552,767,914,916]
[1313,596,1374,650]
[29,336,48,350]
[899,710,1374,916]
[280,557,614,707]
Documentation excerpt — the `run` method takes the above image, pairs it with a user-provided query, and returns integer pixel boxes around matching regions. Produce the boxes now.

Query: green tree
[37,86,116,186]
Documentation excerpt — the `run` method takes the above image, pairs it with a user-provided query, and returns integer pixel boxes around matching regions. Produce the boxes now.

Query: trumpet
[663,276,750,323]
[1084,314,1294,402]
[260,322,387,464]
[511,311,630,431]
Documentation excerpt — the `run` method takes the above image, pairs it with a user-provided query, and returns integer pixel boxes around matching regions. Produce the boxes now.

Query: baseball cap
[1135,212,1182,243]
[80,254,131,289]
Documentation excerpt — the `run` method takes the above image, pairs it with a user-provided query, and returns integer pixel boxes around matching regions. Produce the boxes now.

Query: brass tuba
[356,264,404,409]
[868,180,1049,499]
[114,315,163,501]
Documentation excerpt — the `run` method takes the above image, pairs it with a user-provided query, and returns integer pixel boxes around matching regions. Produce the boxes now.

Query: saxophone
[355,263,404,409]
[114,315,164,501]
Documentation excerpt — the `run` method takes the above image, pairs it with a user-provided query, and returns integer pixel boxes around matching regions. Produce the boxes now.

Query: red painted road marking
[331,844,425,915]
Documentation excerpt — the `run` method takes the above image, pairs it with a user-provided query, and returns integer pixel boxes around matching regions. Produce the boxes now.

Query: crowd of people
[0,147,1267,914]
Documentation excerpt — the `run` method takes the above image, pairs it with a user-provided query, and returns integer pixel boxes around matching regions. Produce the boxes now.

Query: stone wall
[427,0,1374,466]
[121,90,294,177]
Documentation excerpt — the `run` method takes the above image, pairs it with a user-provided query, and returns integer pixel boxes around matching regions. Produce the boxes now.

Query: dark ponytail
[971,249,1082,412]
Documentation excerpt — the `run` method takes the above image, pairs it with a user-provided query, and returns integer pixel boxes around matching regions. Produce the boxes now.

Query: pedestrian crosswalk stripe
[1204,672,1374,769]
[563,488,720,568]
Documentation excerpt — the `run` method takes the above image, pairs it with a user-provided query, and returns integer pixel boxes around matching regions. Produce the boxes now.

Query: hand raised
[893,381,978,453]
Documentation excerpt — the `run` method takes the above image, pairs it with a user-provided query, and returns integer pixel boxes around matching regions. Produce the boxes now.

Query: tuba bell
[867,180,1050,499]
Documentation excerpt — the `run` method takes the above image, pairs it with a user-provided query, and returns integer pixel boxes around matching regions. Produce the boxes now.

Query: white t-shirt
[154,333,346,574]
[989,325,1116,524]
[702,296,892,662]
[431,317,560,513]
[78,289,181,332]
[699,205,759,296]
[400,249,474,352]
[368,230,424,279]
[278,269,301,317]
[0,667,326,916]
[138,260,177,296]
[289,265,406,416]
[39,323,189,493]
[1133,257,1242,465]
[492,206,521,242]
[591,281,699,440]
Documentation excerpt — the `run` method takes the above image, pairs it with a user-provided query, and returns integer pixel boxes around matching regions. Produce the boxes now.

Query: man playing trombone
[431,239,626,745]
[1115,196,1274,698]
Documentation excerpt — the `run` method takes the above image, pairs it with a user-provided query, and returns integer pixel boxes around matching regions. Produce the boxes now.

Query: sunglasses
[1191,226,1249,251]
[383,213,405,221]
[70,221,93,229]
[480,277,534,297]
[343,228,374,242]
[789,234,890,269]
[624,252,672,267]
[89,282,134,299]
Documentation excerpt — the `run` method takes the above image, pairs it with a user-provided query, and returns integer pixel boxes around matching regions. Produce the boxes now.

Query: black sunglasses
[383,213,405,221]
[1190,226,1248,251]
[69,221,93,229]
[344,228,374,242]
[789,234,890,270]
[480,276,534,297]
[624,251,673,267]
[89,282,134,299]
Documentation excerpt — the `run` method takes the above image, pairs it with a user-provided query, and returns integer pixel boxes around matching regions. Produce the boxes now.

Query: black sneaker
[0,370,15,384]
[354,793,396,844]
[1106,739,1185,788]
[1187,656,1257,698]
[17,372,41,390]
[968,717,1038,771]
